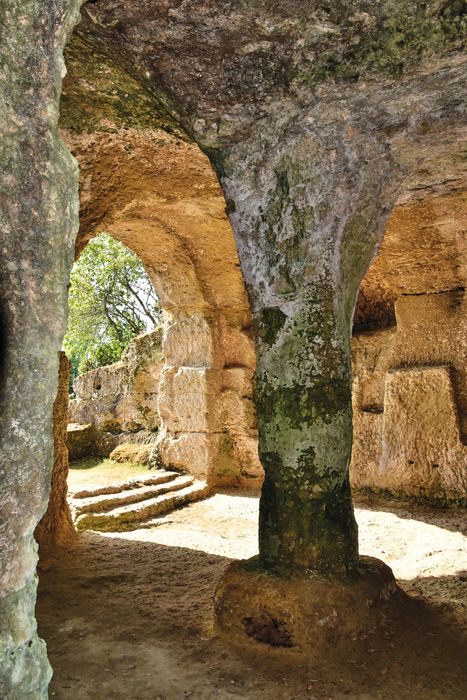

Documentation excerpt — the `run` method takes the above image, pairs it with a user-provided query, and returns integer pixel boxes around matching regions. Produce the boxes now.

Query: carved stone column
[213,121,399,649]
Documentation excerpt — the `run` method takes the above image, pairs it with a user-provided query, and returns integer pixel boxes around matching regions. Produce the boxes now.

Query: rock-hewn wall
[59,6,466,497]
[354,191,466,332]
[69,328,164,456]
[63,129,262,488]
[351,291,466,501]
[2,0,466,689]
[67,285,467,503]
[350,157,466,501]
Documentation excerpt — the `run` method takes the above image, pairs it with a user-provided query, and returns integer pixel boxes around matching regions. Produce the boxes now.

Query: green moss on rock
[257,380,351,430]
[294,1,466,89]
[259,453,358,576]
[257,307,287,347]
[61,34,188,138]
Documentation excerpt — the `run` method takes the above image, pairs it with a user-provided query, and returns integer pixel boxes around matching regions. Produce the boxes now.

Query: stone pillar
[255,285,358,575]
[35,352,76,569]
[0,1,80,695]
[214,124,400,649]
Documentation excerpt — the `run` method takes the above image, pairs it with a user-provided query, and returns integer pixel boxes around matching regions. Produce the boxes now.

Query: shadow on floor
[36,531,467,700]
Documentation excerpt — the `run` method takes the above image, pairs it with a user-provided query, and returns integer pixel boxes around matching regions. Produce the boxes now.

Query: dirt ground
[37,491,467,699]
[67,458,150,494]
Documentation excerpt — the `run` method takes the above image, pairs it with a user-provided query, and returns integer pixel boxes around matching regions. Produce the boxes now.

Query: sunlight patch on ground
[68,457,151,494]
[356,506,467,580]
[100,493,467,582]
[102,494,260,560]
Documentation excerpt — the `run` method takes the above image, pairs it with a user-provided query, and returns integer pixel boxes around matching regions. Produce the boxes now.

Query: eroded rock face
[354,190,466,331]
[215,555,397,652]
[351,291,467,500]
[58,2,465,576]
[62,127,263,487]
[35,353,76,568]
[58,1,466,507]
[69,328,164,456]
[0,0,81,694]
[1,0,466,687]
[67,422,96,460]
[351,172,466,502]
[70,1,465,144]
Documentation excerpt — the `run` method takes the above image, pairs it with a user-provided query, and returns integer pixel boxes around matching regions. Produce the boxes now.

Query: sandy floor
[37,492,467,699]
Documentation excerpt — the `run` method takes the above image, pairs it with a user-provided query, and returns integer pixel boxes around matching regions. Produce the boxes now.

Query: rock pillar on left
[35,353,76,569]
[0,1,81,696]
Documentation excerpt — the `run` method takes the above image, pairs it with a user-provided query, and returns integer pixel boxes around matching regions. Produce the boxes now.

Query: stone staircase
[70,470,210,532]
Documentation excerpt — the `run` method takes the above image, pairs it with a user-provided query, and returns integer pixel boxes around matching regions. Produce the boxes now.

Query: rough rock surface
[69,328,164,455]
[35,353,76,569]
[0,0,81,695]
[215,555,398,652]
[354,190,467,331]
[67,423,96,460]
[63,127,262,487]
[51,2,465,558]
[54,3,465,656]
[351,291,467,501]
[109,443,153,465]
[58,2,466,500]
[64,126,466,497]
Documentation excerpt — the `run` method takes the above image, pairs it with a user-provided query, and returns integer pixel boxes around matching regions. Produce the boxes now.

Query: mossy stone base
[214,555,398,653]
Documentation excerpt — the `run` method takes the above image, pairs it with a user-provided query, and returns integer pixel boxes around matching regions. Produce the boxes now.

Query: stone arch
[66,128,261,488]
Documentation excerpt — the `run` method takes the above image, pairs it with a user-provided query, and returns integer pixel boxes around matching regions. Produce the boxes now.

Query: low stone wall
[350,291,466,502]
[67,324,263,488]
[68,328,163,456]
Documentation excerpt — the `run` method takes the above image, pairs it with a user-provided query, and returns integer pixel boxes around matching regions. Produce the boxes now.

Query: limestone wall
[67,317,262,487]
[350,291,466,501]
[62,126,466,500]
[0,0,81,693]
[2,1,465,694]
[63,128,466,499]
[68,288,467,503]
[58,9,465,497]
[69,328,164,456]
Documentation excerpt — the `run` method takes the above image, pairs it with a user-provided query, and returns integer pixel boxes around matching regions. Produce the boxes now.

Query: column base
[214,555,399,652]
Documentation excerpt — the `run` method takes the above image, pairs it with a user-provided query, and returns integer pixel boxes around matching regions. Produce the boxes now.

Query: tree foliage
[64,234,160,384]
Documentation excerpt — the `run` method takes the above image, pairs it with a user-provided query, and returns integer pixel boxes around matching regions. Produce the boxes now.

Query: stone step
[72,474,194,516]
[71,469,179,499]
[75,481,211,532]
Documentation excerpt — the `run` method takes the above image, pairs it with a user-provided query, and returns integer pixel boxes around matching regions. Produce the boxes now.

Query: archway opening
[35,108,264,565]
[38,0,466,640]
[346,176,467,643]
[66,231,161,451]
[64,232,175,530]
